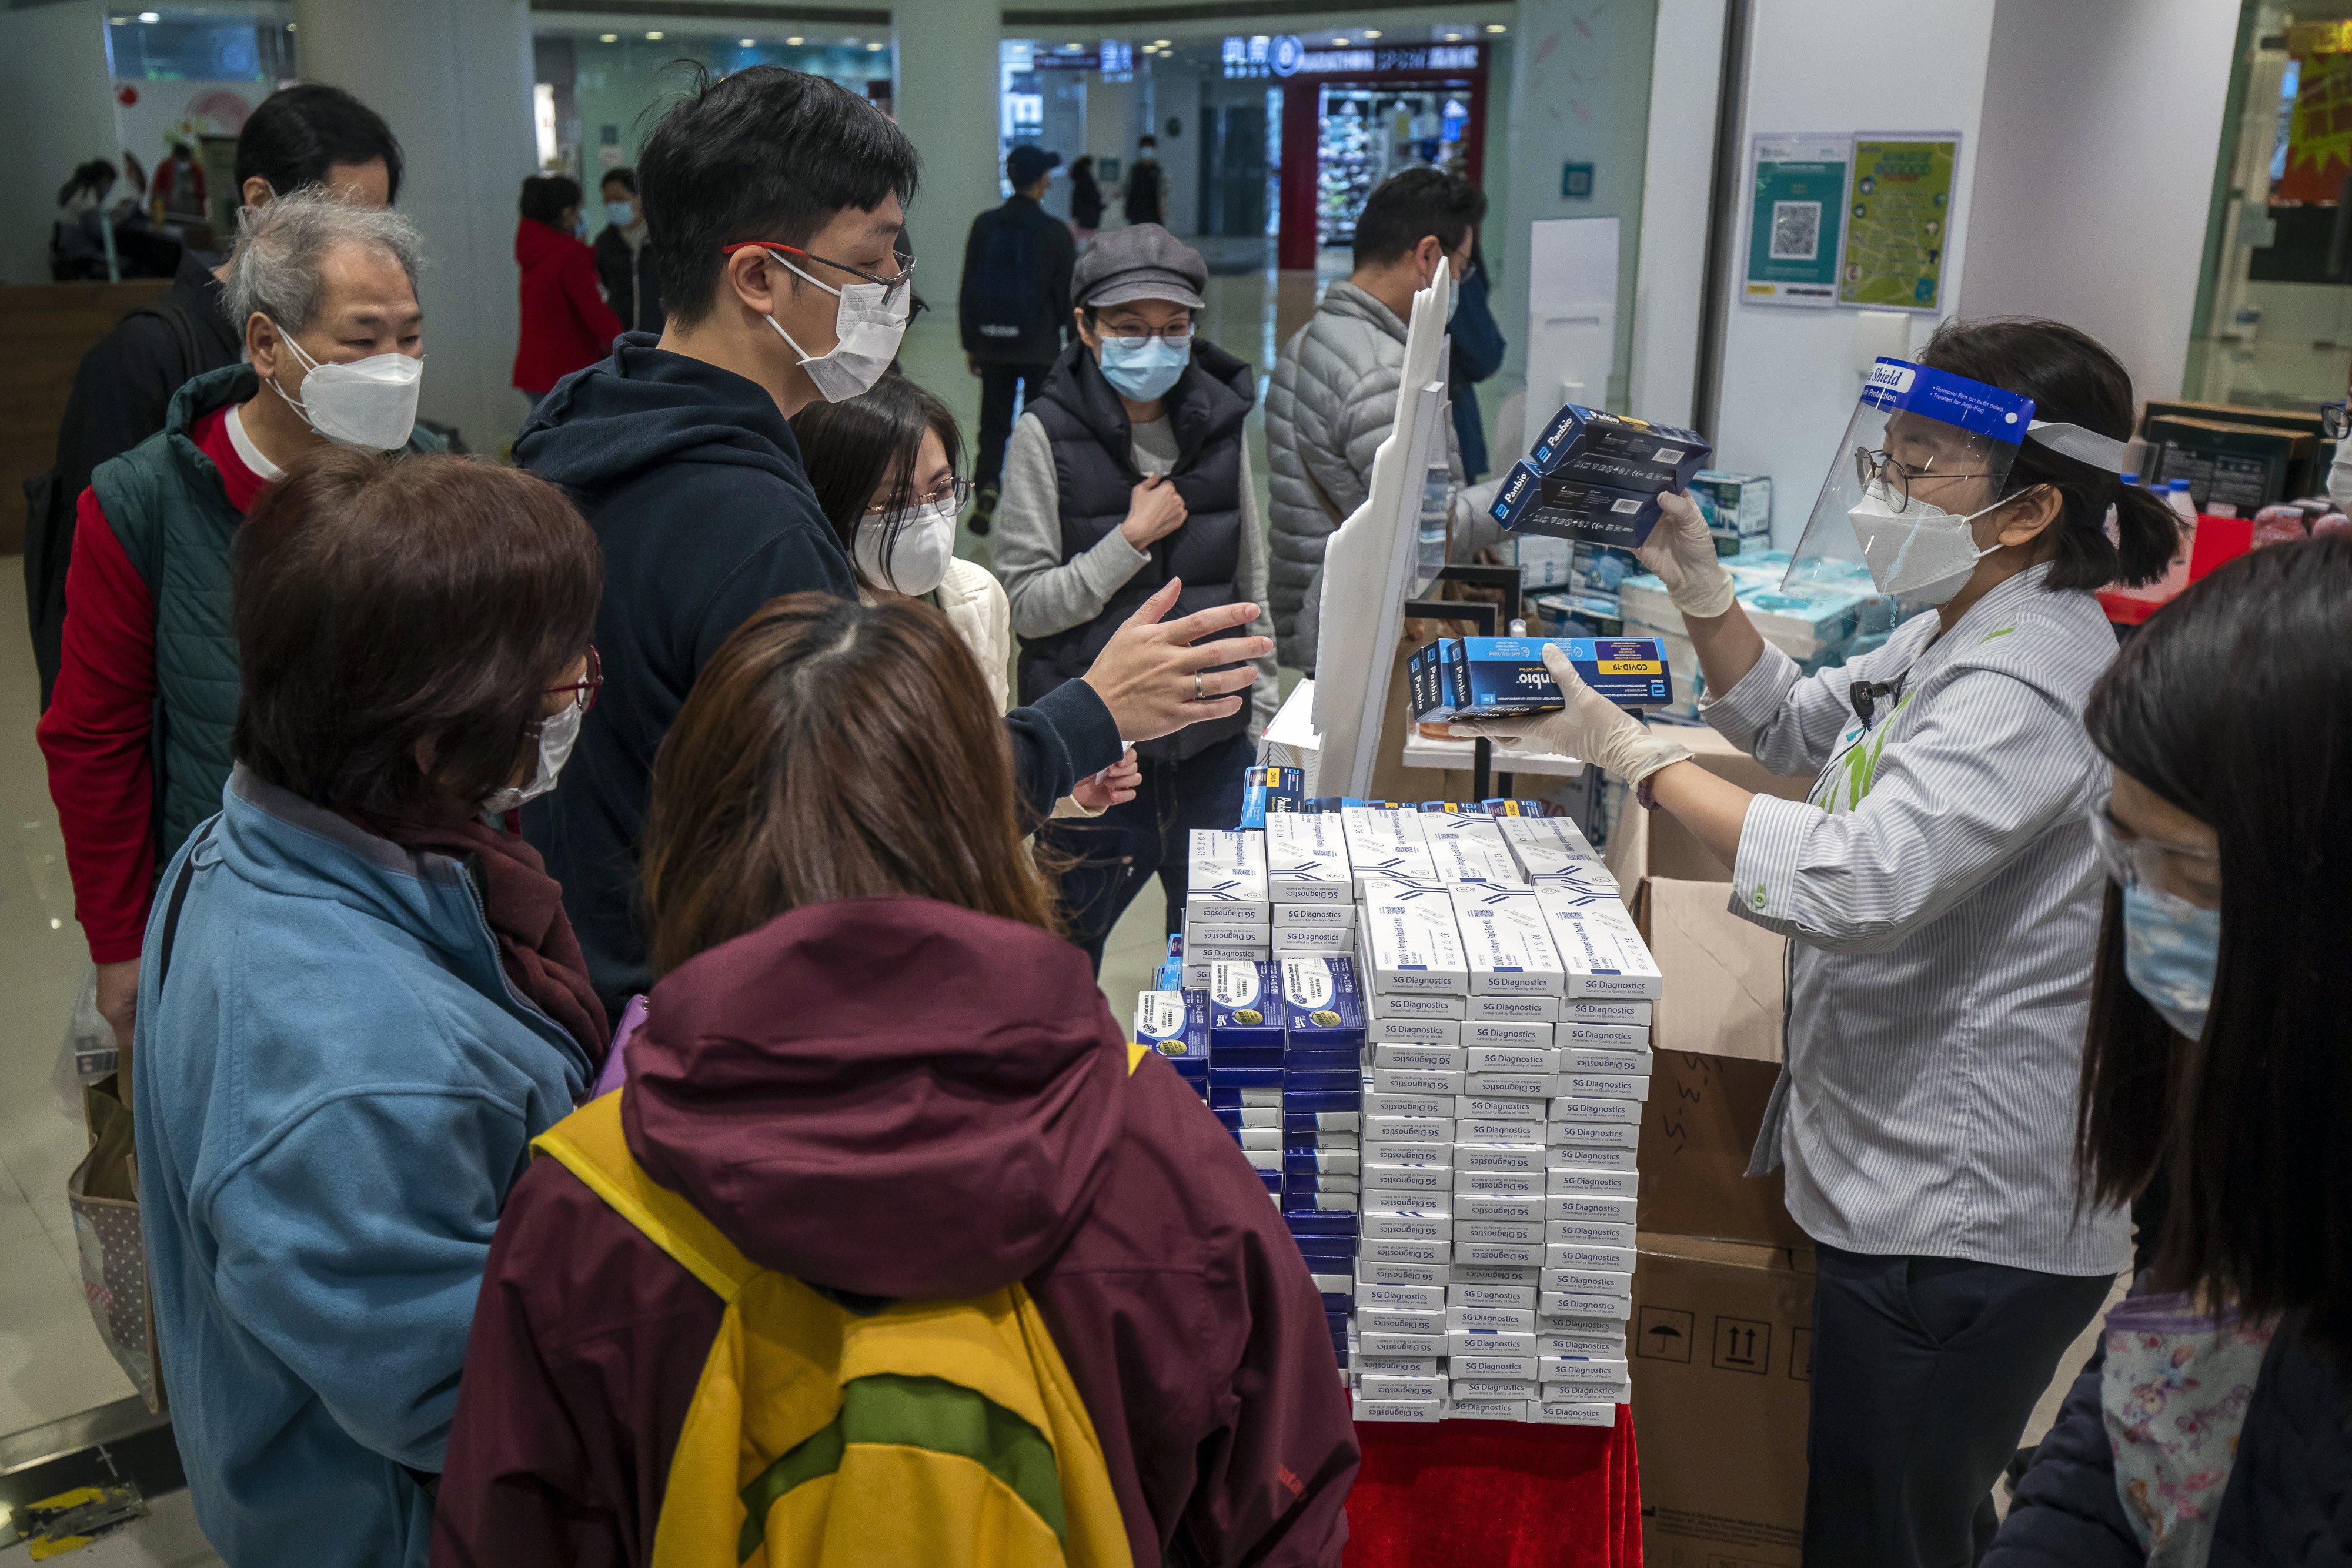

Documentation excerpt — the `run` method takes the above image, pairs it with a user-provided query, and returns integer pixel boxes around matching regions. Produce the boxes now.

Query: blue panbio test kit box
[1419,637,1671,719]
[1240,764,1305,828]
[1489,462,1665,549]
[1526,403,1711,492]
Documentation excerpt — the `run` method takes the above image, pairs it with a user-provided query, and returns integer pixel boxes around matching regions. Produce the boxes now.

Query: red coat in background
[513,218,624,394]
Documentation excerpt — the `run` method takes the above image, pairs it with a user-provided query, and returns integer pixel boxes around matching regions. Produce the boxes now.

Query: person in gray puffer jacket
[1265,166,1485,671]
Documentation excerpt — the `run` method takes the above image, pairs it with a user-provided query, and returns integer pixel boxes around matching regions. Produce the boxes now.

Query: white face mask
[757,247,910,403]
[2329,435,2352,512]
[483,700,582,815]
[1846,482,2006,604]
[856,496,957,596]
[268,322,423,450]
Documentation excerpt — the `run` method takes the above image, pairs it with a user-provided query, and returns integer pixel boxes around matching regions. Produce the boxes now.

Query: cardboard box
[1630,1233,1816,1568]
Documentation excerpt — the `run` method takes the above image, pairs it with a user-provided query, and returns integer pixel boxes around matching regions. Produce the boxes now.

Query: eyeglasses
[2322,400,2348,441]
[1097,322,1195,343]
[2086,791,2220,907]
[721,240,917,306]
[546,645,603,714]
[863,476,974,516]
[1853,446,2000,514]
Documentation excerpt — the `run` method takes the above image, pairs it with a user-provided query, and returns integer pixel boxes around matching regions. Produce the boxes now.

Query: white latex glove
[1635,490,1737,619]
[1447,645,1693,785]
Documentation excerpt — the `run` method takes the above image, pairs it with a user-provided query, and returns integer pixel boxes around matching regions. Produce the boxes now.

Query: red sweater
[513,220,625,393]
[37,404,270,963]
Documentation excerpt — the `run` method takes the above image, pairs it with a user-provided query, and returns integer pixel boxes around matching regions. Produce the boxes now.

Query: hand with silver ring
[1194,672,1204,702]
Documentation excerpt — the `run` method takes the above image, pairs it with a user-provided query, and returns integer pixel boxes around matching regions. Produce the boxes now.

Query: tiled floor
[5,1486,223,1567]
[0,576,141,1445]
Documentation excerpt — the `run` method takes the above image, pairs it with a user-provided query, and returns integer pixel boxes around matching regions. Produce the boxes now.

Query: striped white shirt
[1701,564,2130,1275]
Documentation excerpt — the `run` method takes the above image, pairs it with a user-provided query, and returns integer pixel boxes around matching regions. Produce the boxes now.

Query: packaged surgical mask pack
[1413,637,1673,720]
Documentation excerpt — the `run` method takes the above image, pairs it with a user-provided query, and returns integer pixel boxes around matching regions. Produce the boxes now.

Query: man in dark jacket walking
[1122,135,1165,226]
[519,69,1269,1014]
[960,144,1074,535]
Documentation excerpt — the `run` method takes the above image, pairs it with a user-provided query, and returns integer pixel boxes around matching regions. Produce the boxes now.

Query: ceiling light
[137,9,158,19]
[599,32,616,41]
[1362,28,1381,38]
[740,38,756,47]
[1443,32,1462,41]
[1334,36,1350,45]
[865,40,884,50]
[1485,22,1506,32]
[785,35,803,44]
[644,29,663,40]
[1152,38,1171,46]
[1064,41,1083,51]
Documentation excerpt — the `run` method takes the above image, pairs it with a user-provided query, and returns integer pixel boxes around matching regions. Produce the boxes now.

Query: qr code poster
[1743,133,1846,307]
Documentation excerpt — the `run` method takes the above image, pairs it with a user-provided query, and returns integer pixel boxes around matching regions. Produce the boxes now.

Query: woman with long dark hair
[1455,318,2183,1566]
[435,593,1358,1566]
[1985,535,2352,1564]
[792,372,1135,811]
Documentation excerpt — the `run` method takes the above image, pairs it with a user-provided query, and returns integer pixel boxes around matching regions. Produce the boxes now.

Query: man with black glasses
[517,68,1268,1011]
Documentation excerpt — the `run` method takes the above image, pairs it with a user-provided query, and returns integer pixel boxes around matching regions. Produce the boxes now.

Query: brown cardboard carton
[1606,728,1812,1245]
[1631,1232,1816,1567]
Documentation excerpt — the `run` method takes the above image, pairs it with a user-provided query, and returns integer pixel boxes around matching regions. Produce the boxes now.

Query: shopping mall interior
[0,0,2334,1561]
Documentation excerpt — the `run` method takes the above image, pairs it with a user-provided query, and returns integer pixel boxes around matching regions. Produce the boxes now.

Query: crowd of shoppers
[31,45,2352,1568]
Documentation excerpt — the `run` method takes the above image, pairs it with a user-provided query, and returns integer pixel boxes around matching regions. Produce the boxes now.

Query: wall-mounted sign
[1836,133,1960,312]
[1229,36,1480,79]
[1742,133,1845,307]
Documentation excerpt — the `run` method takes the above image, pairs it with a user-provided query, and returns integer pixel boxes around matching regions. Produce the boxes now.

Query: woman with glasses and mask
[993,223,1279,970]
[1986,535,2352,1567]
[793,372,1140,816]
[1453,318,2183,1568]
[131,450,608,1568]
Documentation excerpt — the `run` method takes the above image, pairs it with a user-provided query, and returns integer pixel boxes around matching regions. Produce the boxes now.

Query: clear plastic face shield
[1783,358,2036,609]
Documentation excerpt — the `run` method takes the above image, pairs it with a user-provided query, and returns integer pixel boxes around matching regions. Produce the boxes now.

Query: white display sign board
[1308,259,1454,800]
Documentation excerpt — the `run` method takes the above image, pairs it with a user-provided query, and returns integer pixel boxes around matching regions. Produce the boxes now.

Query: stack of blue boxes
[1278,954,1367,1372]
[1207,959,1288,1203]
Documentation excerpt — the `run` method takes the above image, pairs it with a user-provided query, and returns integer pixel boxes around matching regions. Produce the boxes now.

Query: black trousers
[1039,731,1252,971]
[975,360,1054,494]
[1804,1243,2113,1568]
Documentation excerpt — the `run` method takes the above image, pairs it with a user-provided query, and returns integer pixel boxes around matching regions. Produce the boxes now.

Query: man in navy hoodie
[518,66,1268,1012]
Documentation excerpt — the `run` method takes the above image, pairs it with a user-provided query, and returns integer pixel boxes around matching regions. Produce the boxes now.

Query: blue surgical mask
[1097,334,1191,402]
[1446,276,1460,322]
[604,199,636,229]
[2120,882,2219,1039]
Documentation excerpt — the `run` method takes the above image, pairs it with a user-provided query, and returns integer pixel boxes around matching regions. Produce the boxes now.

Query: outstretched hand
[1080,579,1272,744]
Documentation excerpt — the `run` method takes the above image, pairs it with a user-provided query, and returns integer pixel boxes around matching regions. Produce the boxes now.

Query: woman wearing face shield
[790,373,1141,817]
[1455,319,2181,1567]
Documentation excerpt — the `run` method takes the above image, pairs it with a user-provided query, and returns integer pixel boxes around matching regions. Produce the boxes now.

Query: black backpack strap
[129,297,205,390]
[153,851,199,996]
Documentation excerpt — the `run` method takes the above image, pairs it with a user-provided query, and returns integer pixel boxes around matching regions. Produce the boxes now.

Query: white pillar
[292,0,536,458]
[891,0,1001,282]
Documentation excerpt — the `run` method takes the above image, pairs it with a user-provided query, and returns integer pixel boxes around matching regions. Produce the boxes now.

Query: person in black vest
[995,224,1279,968]
[592,166,664,333]
[1067,154,1104,247]
[960,144,1075,536]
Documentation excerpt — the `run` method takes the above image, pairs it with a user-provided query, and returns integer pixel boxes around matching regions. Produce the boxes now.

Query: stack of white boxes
[1345,804,1658,1426]
[1184,829,1269,986]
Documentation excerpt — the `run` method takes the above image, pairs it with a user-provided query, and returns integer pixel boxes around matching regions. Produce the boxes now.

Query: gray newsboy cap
[1071,222,1207,309]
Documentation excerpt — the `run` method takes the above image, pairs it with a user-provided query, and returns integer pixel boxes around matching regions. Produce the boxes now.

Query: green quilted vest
[88,364,445,860]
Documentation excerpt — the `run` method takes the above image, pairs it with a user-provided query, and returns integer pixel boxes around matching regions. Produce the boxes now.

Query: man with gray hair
[37,189,441,1052]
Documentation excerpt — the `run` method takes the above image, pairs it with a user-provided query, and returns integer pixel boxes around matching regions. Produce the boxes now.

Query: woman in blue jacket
[1988,536,2352,1566]
[132,449,608,1568]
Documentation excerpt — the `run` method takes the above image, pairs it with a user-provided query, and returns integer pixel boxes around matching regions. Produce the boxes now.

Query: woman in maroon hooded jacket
[432,591,1357,1567]
[512,173,624,407]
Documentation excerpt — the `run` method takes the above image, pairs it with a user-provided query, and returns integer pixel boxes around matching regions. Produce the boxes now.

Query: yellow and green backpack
[529,1047,1150,1568]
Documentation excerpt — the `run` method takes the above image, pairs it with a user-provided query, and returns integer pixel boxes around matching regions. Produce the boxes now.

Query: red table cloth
[1342,1409,1641,1567]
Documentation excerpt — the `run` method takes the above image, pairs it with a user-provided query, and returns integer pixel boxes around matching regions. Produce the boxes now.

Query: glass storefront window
[2189,4,2352,410]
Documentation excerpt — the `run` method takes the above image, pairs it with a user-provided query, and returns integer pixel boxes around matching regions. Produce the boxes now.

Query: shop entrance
[1274,43,1486,270]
